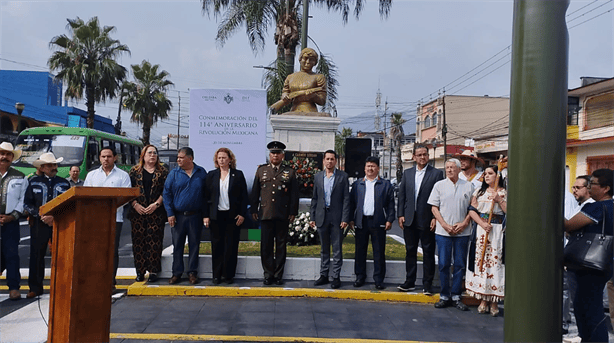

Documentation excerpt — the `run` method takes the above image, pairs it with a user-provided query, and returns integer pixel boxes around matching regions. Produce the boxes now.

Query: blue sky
[1,0,612,144]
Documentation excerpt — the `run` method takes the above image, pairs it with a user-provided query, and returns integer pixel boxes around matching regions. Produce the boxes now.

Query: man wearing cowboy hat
[250,141,299,285]
[23,152,71,298]
[0,142,28,300]
[453,150,483,189]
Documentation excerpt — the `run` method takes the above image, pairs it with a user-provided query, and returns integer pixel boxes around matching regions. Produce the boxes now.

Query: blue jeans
[573,269,611,342]
[171,213,203,276]
[436,234,469,301]
[1,220,21,290]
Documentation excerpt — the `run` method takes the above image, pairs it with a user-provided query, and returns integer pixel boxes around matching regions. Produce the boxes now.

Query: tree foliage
[122,60,174,145]
[48,16,130,128]
[390,112,405,182]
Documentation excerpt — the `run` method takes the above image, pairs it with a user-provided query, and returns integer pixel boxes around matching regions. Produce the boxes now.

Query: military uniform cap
[267,141,286,152]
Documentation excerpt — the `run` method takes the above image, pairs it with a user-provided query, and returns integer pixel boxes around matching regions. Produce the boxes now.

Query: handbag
[564,204,613,274]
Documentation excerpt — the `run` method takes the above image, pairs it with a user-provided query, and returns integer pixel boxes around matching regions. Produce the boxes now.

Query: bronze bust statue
[270,48,328,116]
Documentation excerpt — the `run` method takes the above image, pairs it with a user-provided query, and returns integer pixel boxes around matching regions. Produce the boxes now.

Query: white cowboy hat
[32,152,64,167]
[0,142,22,160]
[452,149,484,165]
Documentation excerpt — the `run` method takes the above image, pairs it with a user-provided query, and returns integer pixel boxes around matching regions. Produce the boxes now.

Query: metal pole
[177,91,181,149]
[442,91,447,164]
[505,1,568,341]
[301,0,309,50]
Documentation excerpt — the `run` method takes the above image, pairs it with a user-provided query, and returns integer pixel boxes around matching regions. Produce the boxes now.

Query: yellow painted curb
[110,332,443,342]
[126,283,439,304]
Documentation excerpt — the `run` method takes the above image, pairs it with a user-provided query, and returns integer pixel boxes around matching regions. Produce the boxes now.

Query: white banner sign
[189,89,267,185]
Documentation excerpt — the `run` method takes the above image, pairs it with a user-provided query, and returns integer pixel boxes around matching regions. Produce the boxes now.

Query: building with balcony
[565,77,614,185]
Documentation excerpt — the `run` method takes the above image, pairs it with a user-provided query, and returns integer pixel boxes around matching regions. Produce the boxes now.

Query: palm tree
[389,112,405,182]
[48,17,130,128]
[122,60,174,145]
[335,127,352,170]
[202,0,391,108]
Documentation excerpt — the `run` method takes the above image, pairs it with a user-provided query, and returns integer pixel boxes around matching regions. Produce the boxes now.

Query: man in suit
[349,156,395,290]
[397,144,444,295]
[310,150,350,289]
[251,141,299,285]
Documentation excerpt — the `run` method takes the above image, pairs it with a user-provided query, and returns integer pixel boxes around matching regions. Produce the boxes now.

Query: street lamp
[15,102,24,133]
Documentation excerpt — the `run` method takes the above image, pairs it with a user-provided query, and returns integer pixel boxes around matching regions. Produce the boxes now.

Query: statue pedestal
[270,114,341,151]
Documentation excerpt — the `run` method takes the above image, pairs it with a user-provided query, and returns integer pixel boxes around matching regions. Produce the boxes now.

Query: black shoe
[226,278,234,284]
[212,278,222,285]
[135,273,145,282]
[263,278,273,285]
[454,300,469,311]
[331,278,341,289]
[434,299,453,308]
[353,279,365,288]
[375,283,385,290]
[148,273,158,282]
[397,281,415,292]
[275,278,284,285]
[314,276,329,286]
[423,287,433,296]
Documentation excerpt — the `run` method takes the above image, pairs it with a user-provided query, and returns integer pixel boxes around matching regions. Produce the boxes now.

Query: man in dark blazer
[310,150,350,289]
[349,156,395,290]
[397,144,444,295]
[251,141,299,285]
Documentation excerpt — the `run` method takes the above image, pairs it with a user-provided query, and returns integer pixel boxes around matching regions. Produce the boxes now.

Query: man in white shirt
[428,158,474,311]
[453,150,483,189]
[84,147,131,286]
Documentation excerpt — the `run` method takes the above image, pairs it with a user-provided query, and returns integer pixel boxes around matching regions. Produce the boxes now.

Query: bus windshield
[13,134,86,168]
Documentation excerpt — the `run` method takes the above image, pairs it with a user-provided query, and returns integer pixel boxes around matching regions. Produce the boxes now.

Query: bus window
[87,138,99,170]
[102,139,111,148]
[123,143,132,165]
[14,134,86,168]
[114,142,124,164]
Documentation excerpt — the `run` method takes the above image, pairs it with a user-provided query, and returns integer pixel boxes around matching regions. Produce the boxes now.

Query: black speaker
[345,138,372,178]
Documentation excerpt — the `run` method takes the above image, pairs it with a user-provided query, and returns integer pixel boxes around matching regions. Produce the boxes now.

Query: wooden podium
[40,186,139,343]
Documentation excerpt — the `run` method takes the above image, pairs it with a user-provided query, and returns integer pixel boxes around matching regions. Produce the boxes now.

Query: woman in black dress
[128,145,168,282]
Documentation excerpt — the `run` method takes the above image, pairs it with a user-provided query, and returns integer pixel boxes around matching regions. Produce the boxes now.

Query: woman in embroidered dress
[128,145,168,282]
[466,165,507,317]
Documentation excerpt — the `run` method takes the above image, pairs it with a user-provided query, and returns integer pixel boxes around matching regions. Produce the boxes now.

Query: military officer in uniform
[251,141,299,285]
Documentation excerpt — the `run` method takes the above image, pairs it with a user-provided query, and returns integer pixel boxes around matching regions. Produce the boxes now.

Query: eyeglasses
[572,185,587,190]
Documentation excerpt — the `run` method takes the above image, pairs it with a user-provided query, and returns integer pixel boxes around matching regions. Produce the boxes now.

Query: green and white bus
[13,127,143,179]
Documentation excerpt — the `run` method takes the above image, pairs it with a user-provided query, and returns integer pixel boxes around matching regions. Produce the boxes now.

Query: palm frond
[315,53,338,113]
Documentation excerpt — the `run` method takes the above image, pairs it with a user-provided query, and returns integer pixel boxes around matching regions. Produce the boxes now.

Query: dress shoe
[375,283,385,290]
[353,279,365,288]
[212,278,222,285]
[314,276,329,286]
[135,274,145,282]
[397,281,415,292]
[9,290,21,300]
[148,273,158,282]
[423,287,433,296]
[263,278,273,285]
[188,273,199,285]
[275,278,284,285]
[169,275,181,284]
[226,278,234,284]
[26,291,40,299]
[434,299,452,308]
[454,300,469,311]
[331,278,341,289]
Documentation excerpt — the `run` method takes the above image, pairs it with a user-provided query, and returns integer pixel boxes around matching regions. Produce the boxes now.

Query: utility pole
[505,1,568,341]
[383,99,388,178]
[442,89,447,164]
[301,0,309,50]
[176,91,181,149]
[389,112,393,180]
[375,88,381,131]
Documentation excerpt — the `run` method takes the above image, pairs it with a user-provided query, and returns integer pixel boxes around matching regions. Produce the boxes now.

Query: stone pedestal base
[270,114,341,151]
